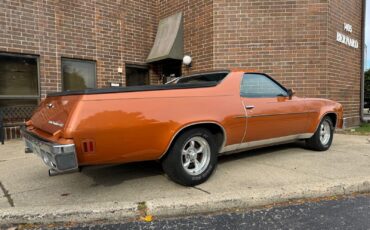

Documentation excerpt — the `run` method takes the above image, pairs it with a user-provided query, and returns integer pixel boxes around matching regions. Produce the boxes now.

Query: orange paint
[25,70,343,166]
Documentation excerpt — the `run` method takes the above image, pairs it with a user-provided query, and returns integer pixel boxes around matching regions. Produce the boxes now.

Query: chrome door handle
[245,105,255,110]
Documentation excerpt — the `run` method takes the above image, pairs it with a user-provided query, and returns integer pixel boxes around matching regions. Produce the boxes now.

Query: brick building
[0,0,365,139]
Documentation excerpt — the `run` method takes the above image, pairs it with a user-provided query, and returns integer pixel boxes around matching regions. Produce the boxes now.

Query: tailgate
[31,95,81,135]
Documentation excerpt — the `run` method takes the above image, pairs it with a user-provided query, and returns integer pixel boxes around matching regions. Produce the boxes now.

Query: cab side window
[240,74,288,98]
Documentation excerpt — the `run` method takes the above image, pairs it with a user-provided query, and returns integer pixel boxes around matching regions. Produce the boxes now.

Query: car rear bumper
[20,127,78,172]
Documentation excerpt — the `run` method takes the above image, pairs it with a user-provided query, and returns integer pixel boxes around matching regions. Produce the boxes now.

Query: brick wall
[212,0,363,126]
[0,0,157,96]
[327,0,363,126]
[123,0,160,84]
[157,0,214,74]
[0,0,365,127]
[2,126,21,141]
[213,0,329,96]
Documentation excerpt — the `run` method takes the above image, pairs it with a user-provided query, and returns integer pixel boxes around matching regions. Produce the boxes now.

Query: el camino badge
[48,121,64,127]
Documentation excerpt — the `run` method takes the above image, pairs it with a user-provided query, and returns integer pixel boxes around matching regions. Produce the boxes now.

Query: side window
[240,74,287,98]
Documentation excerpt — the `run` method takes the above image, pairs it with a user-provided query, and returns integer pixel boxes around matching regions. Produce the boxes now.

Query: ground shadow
[218,141,306,164]
[80,141,307,187]
[81,160,164,187]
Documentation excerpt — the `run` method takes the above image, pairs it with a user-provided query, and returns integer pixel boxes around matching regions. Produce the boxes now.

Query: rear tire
[162,128,217,186]
[306,116,334,151]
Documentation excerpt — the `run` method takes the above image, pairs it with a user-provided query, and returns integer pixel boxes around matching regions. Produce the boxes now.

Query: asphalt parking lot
[0,134,370,223]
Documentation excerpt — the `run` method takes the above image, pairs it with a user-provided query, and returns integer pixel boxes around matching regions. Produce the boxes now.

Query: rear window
[172,73,229,84]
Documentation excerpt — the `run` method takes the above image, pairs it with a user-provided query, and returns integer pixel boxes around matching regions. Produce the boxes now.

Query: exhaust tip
[25,147,33,153]
[48,169,59,177]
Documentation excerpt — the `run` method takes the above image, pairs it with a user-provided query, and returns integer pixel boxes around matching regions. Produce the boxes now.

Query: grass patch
[354,123,370,133]
[337,122,370,135]
[338,122,370,135]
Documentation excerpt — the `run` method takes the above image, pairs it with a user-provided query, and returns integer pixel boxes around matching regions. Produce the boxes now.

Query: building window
[0,53,39,107]
[62,58,96,91]
[126,65,149,86]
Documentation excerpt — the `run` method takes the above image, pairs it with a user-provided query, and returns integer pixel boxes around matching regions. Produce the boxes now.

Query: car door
[240,73,309,143]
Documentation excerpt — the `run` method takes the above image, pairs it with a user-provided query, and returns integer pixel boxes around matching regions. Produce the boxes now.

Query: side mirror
[287,89,296,99]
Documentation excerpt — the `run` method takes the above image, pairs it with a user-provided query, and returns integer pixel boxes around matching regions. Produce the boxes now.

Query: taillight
[81,140,95,153]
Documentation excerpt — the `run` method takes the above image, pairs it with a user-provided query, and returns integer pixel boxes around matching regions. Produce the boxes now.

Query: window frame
[174,72,229,84]
[61,57,97,91]
[240,73,289,98]
[125,64,150,86]
[0,52,40,100]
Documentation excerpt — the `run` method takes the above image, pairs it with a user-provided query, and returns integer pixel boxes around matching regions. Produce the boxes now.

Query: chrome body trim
[247,111,311,118]
[234,115,248,119]
[20,127,78,172]
[219,133,313,155]
[234,112,314,119]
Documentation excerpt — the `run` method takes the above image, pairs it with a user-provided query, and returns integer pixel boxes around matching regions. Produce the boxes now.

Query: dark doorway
[126,65,149,86]
[161,59,182,84]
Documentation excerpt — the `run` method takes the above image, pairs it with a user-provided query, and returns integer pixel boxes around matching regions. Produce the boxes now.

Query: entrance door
[240,73,308,143]
[161,59,182,83]
[126,65,149,86]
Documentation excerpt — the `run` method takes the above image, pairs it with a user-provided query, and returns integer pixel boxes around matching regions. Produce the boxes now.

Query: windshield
[169,72,229,84]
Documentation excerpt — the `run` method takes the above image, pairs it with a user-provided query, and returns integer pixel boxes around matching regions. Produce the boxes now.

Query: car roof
[182,68,261,78]
[229,68,260,73]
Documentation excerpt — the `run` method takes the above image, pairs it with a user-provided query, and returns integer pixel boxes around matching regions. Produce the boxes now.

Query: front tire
[162,128,218,186]
[306,116,334,151]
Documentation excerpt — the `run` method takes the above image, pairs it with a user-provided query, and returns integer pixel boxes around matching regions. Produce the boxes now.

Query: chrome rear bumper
[20,127,78,173]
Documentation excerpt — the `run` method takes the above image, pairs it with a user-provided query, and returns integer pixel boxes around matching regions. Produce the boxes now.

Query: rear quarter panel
[66,73,246,165]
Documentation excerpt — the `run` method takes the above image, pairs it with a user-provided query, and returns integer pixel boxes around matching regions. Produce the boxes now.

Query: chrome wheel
[320,120,331,145]
[181,136,211,176]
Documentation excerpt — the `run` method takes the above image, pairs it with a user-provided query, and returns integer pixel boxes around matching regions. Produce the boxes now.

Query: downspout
[360,0,366,122]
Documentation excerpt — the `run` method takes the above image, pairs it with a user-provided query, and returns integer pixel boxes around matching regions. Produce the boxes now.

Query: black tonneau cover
[47,82,218,97]
[48,70,229,97]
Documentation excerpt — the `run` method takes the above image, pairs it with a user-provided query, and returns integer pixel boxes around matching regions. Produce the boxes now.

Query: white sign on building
[336,23,359,49]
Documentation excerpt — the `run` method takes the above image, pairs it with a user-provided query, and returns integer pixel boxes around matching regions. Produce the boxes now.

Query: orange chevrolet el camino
[21,70,343,186]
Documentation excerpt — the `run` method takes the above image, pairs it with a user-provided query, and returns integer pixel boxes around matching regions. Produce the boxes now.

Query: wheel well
[325,113,337,127]
[161,123,226,159]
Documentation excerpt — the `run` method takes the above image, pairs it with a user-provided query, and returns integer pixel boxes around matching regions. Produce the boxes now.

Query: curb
[1,178,370,224]
[0,202,138,224]
[147,178,370,218]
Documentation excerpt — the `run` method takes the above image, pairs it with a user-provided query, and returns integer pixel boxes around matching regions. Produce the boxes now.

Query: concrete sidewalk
[1,134,370,224]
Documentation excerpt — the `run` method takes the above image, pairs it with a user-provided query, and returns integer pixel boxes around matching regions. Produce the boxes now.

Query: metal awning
[146,12,184,63]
